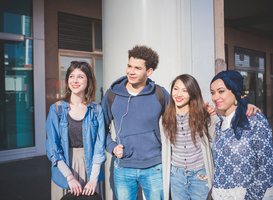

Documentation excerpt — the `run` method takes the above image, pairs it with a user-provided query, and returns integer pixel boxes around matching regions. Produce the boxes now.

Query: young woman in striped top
[162,74,218,200]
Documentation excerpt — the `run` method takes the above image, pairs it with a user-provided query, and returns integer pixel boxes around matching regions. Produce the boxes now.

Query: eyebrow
[70,73,86,76]
[128,64,142,68]
[211,86,225,91]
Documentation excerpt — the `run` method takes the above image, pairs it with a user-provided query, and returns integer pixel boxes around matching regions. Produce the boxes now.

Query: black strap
[107,89,116,110]
[155,84,165,116]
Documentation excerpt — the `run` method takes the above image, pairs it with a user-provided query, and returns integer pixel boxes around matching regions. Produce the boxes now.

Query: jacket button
[85,149,87,151]
[84,119,86,121]
[86,158,88,160]
[84,129,86,131]
[84,139,86,140]
[87,167,89,169]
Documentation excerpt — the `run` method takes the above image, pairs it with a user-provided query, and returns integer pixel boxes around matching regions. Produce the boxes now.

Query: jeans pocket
[152,164,162,172]
[114,161,123,170]
[196,168,208,181]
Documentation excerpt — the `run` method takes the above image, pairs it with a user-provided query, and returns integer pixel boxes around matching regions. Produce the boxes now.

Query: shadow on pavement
[0,155,51,200]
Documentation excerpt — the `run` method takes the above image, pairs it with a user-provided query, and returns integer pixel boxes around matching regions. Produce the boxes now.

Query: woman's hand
[67,174,82,196]
[82,181,97,196]
[246,104,261,117]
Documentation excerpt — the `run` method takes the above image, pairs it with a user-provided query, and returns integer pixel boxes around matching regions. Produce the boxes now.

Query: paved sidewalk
[0,155,51,200]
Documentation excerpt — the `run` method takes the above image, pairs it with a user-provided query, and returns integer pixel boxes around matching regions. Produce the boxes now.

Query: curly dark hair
[128,45,159,71]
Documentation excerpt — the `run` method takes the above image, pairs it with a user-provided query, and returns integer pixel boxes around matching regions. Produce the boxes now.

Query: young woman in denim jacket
[46,61,106,200]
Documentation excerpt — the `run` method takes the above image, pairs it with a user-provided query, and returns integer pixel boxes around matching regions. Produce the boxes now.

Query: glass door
[239,71,264,113]
[235,47,265,114]
[0,39,34,150]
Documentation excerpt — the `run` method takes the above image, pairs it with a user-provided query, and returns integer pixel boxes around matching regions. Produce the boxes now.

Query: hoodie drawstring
[116,95,132,163]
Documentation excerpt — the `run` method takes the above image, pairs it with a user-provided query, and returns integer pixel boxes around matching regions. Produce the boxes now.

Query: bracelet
[67,177,74,182]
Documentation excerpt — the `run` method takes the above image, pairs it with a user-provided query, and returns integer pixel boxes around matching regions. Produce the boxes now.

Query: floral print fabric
[212,112,273,200]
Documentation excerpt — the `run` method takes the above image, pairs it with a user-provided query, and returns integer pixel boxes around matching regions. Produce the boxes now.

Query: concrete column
[33,0,46,156]
[102,0,215,199]
[214,0,226,74]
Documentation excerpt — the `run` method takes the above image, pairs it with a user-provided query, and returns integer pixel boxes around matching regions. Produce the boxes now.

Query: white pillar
[102,0,215,199]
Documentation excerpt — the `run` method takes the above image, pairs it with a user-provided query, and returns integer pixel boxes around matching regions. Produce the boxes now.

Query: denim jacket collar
[61,100,96,109]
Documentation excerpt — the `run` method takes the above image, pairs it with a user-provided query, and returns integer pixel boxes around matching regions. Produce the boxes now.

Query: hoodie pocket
[120,130,161,161]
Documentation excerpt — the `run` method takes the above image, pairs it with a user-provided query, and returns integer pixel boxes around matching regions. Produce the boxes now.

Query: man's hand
[113,144,124,158]
[246,104,261,117]
[206,102,216,116]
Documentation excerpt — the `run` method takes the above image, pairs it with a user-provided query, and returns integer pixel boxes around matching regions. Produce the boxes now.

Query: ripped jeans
[170,165,209,200]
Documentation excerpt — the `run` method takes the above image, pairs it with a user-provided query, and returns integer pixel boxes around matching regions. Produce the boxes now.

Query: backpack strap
[107,90,116,120]
[107,89,116,110]
[155,84,165,116]
[54,100,63,119]
[91,101,99,118]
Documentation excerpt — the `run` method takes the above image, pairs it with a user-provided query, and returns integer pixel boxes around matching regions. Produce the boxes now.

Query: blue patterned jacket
[212,112,273,199]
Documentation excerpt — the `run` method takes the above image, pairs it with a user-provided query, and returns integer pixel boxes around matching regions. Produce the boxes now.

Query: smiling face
[210,79,237,116]
[126,57,153,89]
[68,68,88,96]
[172,79,190,113]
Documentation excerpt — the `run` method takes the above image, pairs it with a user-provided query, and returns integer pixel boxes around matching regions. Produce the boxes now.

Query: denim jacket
[45,100,106,189]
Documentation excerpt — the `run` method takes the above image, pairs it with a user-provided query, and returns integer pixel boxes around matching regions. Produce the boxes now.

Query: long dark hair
[162,74,211,146]
[62,62,97,104]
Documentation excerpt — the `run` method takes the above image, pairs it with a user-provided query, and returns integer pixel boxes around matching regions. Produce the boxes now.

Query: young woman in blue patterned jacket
[46,61,106,200]
[210,70,273,200]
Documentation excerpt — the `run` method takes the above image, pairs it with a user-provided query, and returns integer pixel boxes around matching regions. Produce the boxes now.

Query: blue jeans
[170,165,209,200]
[114,161,163,200]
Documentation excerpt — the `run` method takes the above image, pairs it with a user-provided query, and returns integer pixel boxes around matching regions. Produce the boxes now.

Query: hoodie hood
[110,76,156,97]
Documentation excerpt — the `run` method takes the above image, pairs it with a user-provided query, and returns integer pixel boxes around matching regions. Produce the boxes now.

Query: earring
[234,99,238,106]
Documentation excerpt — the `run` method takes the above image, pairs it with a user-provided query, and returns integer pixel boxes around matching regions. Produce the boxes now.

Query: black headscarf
[210,70,250,140]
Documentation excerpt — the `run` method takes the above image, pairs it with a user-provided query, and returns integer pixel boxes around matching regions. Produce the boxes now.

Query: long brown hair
[162,74,211,146]
[62,61,97,104]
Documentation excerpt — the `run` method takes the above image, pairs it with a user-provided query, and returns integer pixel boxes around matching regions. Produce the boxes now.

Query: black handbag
[61,192,102,200]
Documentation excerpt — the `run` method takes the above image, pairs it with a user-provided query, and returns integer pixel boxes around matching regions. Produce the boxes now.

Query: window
[234,47,265,114]
[57,13,103,103]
